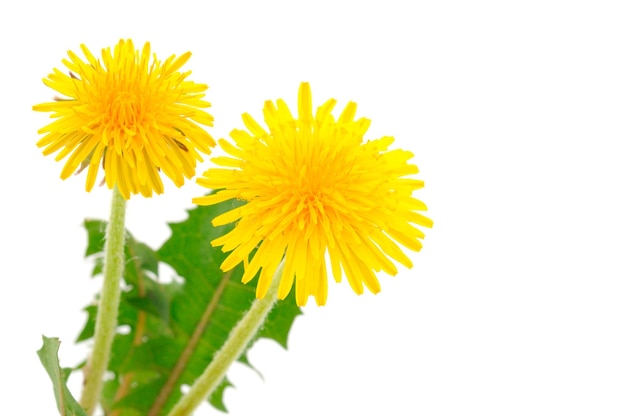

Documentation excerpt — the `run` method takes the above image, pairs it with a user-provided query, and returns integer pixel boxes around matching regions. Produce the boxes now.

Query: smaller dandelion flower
[194,83,433,306]
[33,39,215,199]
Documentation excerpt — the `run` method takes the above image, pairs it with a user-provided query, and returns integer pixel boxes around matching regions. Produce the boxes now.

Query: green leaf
[83,219,159,282]
[76,197,302,415]
[84,219,106,257]
[37,336,87,416]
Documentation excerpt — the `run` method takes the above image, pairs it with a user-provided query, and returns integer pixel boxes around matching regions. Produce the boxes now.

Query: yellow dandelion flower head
[33,39,216,199]
[194,82,433,306]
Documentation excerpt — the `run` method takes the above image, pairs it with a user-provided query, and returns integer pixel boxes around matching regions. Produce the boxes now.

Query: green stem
[80,186,127,415]
[166,261,284,416]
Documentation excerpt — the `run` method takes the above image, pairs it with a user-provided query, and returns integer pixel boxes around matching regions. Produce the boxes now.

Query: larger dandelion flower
[33,39,215,199]
[194,83,432,306]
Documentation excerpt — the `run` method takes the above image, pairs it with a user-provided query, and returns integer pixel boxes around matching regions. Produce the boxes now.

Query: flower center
[292,166,336,227]
[108,91,142,128]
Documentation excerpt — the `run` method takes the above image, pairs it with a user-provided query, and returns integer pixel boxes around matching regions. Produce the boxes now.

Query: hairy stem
[80,187,127,415]
[166,261,284,416]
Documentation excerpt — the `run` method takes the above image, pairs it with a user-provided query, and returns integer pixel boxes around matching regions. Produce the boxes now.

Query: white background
[1,1,625,415]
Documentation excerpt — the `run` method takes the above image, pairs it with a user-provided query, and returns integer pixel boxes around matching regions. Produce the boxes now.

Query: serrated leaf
[37,336,87,416]
[126,286,170,322]
[207,378,232,412]
[83,219,159,283]
[76,196,302,415]
[76,305,96,343]
[84,219,106,257]
[153,201,301,412]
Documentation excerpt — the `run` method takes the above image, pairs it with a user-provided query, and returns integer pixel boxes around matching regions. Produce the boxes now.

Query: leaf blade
[37,336,88,416]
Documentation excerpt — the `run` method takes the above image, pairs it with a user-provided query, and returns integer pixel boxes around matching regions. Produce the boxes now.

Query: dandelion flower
[194,83,432,306]
[33,39,215,199]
